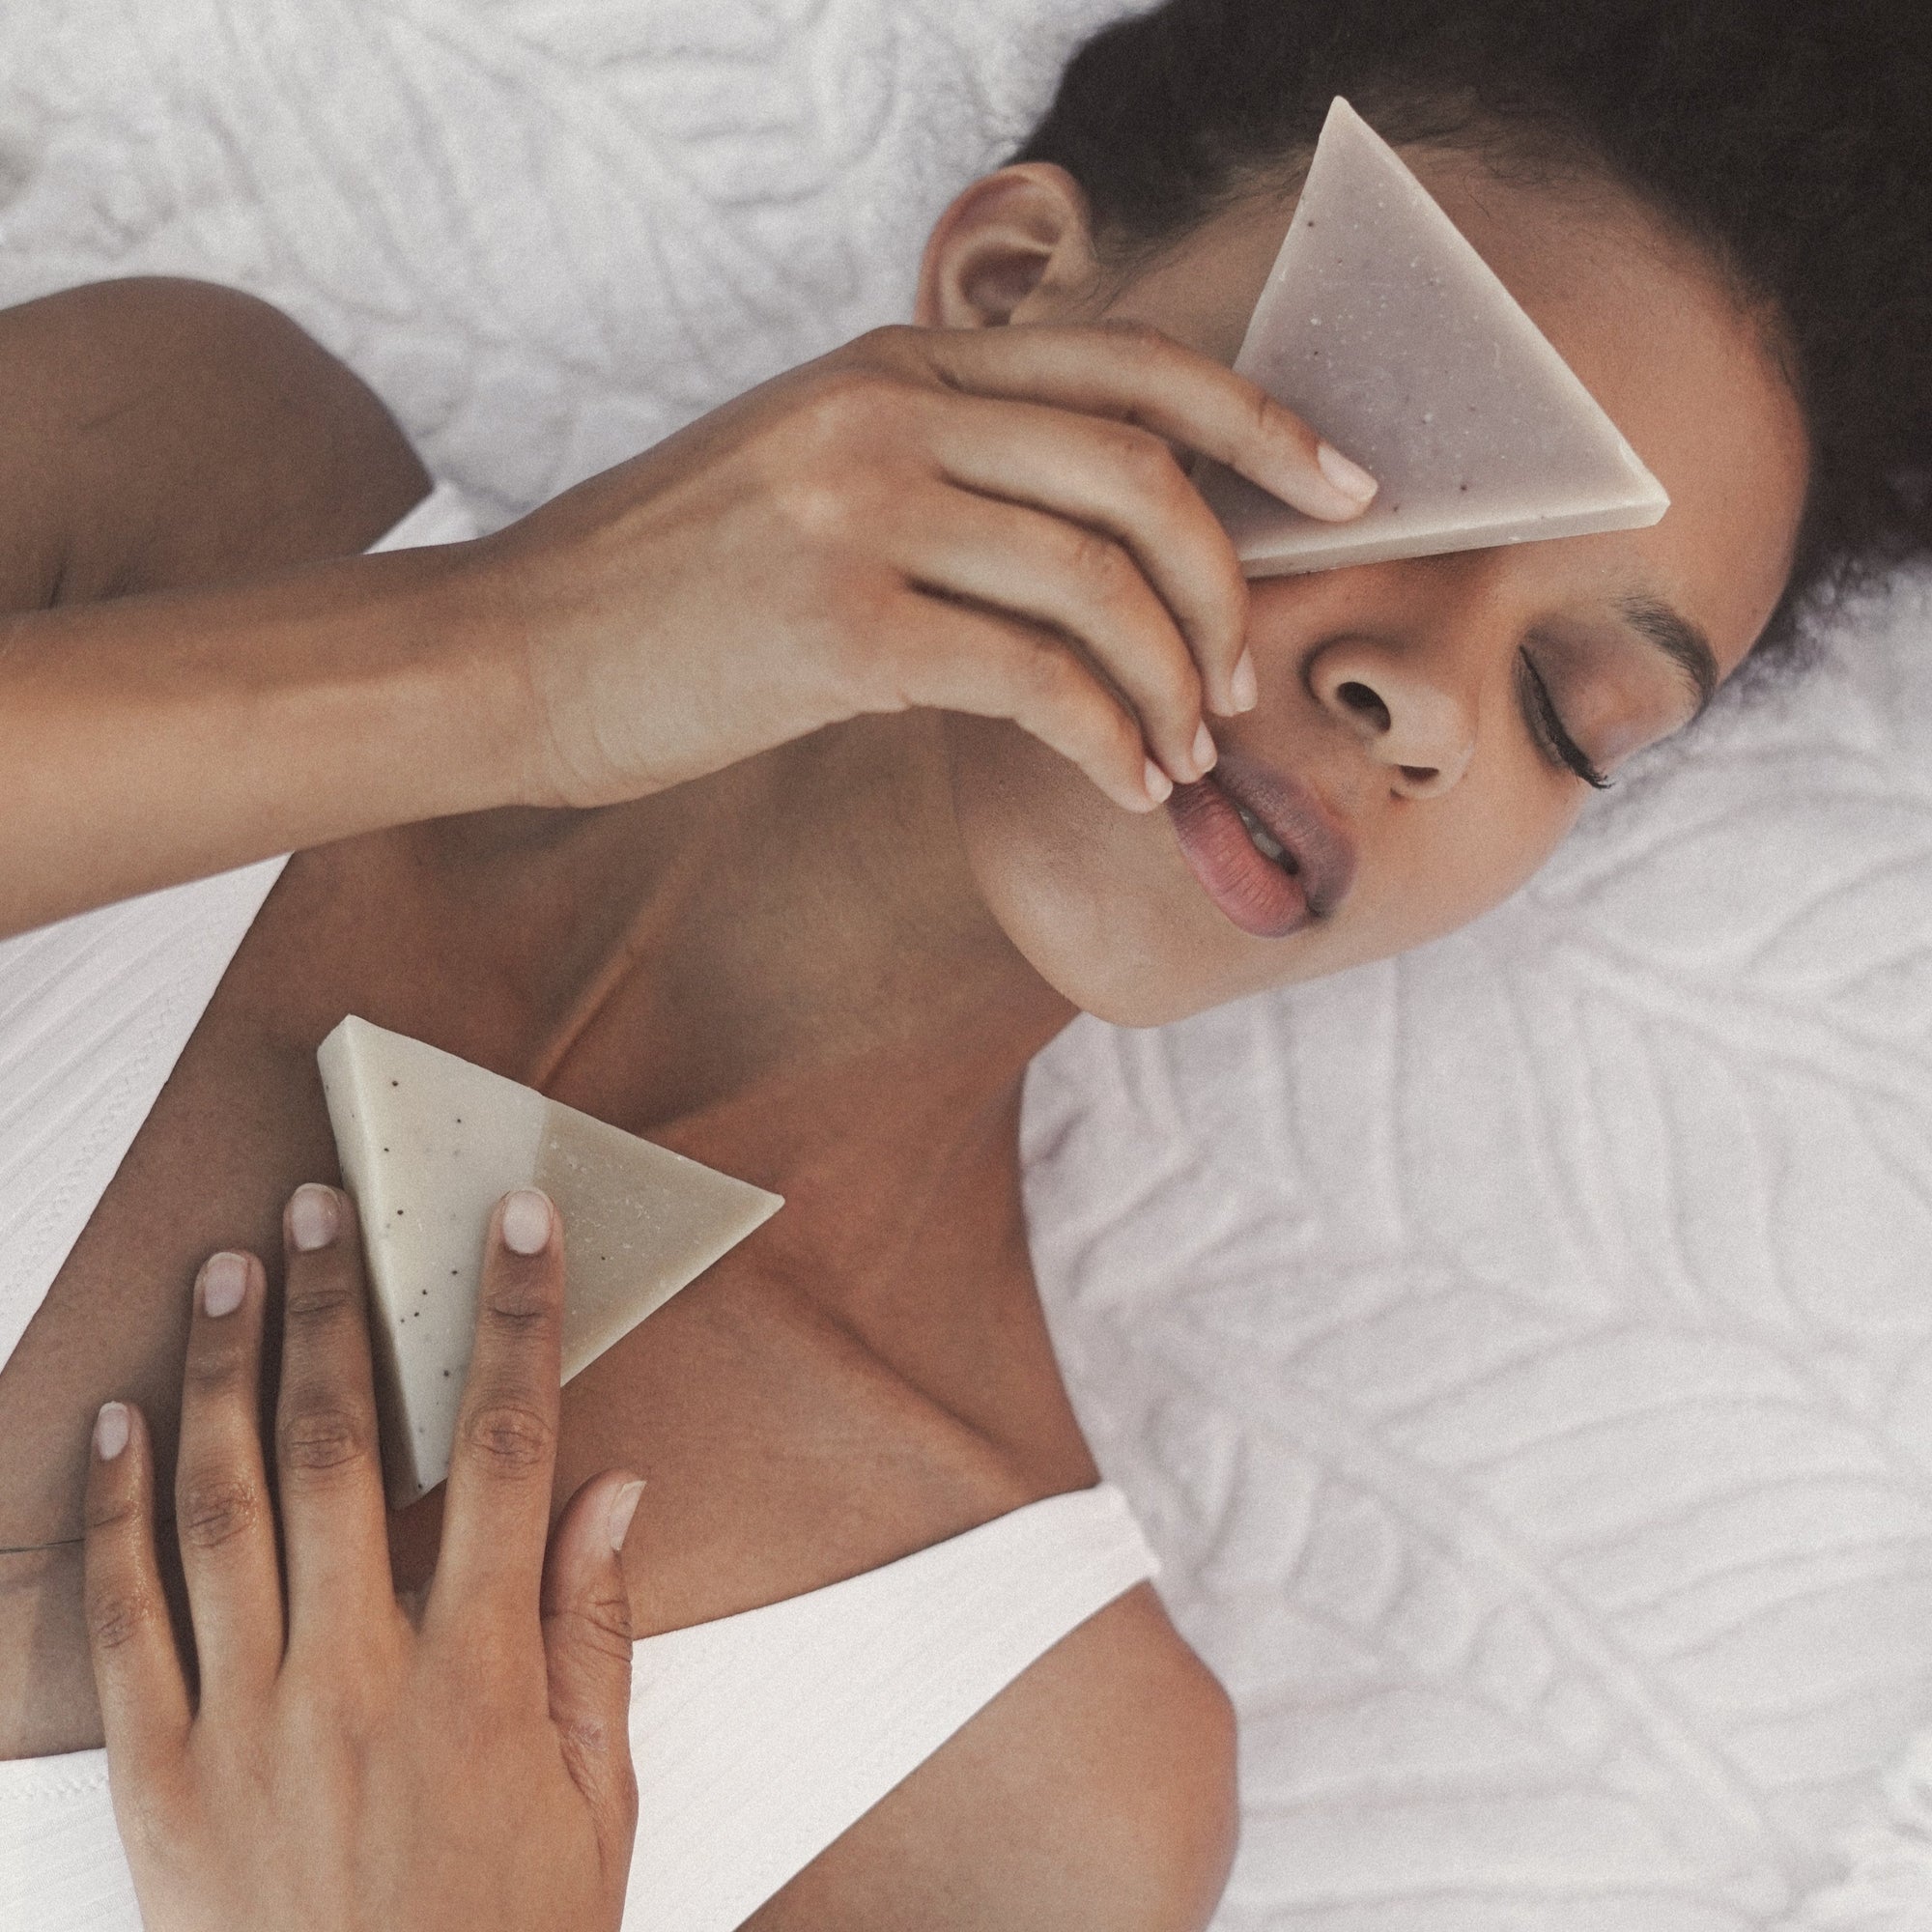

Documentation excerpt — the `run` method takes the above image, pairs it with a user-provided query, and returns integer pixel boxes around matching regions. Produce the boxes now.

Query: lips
[1165,750,1356,940]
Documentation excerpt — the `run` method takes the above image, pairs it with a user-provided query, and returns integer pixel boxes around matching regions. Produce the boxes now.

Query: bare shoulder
[745,1572,1239,1932]
[0,275,426,610]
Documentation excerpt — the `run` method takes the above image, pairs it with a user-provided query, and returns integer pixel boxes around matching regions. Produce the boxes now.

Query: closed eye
[1516,649,1612,790]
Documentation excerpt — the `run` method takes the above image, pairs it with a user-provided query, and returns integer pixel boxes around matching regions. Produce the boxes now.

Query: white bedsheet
[1,3,1927,1925]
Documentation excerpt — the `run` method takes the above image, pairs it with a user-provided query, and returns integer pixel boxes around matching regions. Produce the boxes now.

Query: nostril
[1398,765,1437,786]
[1337,681,1391,731]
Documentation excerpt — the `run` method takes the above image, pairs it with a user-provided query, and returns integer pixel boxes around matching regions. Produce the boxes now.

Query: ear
[913,163,1107,329]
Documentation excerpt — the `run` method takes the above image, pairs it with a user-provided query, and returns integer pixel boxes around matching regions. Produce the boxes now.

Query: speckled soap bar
[1196,96,1668,575]
[317,1014,783,1508]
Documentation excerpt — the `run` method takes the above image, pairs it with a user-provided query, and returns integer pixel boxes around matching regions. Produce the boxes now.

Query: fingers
[920,391,1253,723]
[912,320,1379,524]
[539,1469,643,1847]
[84,1398,192,1781]
[891,482,1220,791]
[172,1250,283,1708]
[881,587,1163,813]
[272,1182,398,1654]
[425,1189,565,1659]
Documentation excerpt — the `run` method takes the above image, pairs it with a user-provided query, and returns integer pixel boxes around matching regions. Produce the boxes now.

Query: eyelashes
[1517,649,1612,790]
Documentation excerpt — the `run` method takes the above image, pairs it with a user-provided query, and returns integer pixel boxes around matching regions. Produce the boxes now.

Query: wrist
[388,536,558,815]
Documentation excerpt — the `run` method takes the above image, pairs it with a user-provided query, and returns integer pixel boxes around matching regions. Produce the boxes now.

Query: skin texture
[0,134,1809,1932]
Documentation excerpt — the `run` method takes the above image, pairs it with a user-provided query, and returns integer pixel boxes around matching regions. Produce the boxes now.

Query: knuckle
[1095,318,1184,380]
[1062,524,1134,598]
[479,1278,554,1341]
[183,1329,252,1396]
[583,1577,637,1647]
[766,467,869,548]
[281,1279,361,1336]
[797,366,896,443]
[182,1345,253,1406]
[1115,426,1183,497]
[177,1472,262,1551]
[460,1398,554,1476]
[278,1400,372,1478]
[1252,384,1309,455]
[848,322,919,364]
[552,1585,637,1663]
[1013,636,1083,709]
[82,1487,146,1539]
[88,1581,158,1654]
[1096,316,1169,356]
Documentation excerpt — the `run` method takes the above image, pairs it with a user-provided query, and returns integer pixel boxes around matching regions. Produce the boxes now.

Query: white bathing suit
[0,483,1160,1931]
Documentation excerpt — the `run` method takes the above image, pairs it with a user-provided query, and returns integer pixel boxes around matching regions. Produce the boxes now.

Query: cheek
[942,713,1250,1025]
[1353,774,1582,959]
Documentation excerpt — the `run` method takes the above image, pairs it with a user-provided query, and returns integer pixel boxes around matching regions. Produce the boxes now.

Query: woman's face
[924,153,1812,1028]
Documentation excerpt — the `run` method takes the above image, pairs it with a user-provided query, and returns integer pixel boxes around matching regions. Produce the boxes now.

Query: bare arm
[0,279,1365,945]
[0,276,530,941]
[0,546,526,939]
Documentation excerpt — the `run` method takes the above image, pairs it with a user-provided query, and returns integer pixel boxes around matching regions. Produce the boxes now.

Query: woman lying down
[2,0,1928,1926]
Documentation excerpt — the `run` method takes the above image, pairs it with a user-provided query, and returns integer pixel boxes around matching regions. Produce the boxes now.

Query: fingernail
[608,1478,645,1552]
[95,1402,129,1462]
[1192,722,1217,775]
[1142,756,1173,806]
[1316,440,1378,505]
[1231,651,1259,712]
[200,1251,249,1318]
[288,1183,339,1253]
[501,1188,553,1256]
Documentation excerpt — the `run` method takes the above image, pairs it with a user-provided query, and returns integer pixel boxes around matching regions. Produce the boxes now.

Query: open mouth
[1229,797,1295,872]
[1165,754,1356,941]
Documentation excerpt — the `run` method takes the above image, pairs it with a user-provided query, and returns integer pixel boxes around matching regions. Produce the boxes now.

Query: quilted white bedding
[1,2,1928,1926]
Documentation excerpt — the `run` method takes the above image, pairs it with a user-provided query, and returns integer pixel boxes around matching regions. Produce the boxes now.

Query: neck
[403,712,1080,1226]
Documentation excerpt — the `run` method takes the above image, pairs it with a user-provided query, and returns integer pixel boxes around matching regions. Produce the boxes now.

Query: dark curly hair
[1012,0,1932,664]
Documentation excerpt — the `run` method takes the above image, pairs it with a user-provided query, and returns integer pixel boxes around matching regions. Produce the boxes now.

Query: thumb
[541,1467,644,1838]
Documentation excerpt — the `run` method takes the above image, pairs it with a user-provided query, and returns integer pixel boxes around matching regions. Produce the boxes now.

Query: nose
[1308,640,1476,799]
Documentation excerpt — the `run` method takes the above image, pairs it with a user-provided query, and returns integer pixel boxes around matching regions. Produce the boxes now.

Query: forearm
[0,544,529,940]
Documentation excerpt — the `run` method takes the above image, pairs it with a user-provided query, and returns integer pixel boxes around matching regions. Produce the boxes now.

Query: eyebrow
[1615,593,1719,719]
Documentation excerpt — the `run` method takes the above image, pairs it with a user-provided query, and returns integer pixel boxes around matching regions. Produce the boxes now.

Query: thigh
[0,275,429,613]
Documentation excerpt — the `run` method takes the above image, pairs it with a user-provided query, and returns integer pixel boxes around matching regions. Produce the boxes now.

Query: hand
[81,1184,644,1932]
[470,321,1376,816]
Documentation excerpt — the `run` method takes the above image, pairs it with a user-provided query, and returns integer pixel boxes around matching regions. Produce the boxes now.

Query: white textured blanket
[2,3,1928,1925]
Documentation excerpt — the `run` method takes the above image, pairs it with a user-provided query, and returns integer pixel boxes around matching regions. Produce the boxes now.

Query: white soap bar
[317,1014,783,1508]
[1196,97,1668,576]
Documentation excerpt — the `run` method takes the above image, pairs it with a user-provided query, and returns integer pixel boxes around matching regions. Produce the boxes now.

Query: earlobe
[913,163,1103,329]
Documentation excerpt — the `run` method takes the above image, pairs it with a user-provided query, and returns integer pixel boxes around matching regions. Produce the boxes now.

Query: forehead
[1118,153,1812,670]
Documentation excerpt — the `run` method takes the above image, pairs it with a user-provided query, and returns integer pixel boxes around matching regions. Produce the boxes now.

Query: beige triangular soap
[318,1014,782,1507]
[1196,97,1668,575]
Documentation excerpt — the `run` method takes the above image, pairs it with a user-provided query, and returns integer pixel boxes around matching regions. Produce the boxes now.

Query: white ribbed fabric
[0,1484,1155,1932]
[625,1482,1156,1930]
[0,476,1160,1931]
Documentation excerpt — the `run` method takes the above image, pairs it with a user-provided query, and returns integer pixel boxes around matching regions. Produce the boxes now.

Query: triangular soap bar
[1196,97,1668,575]
[317,1014,783,1508]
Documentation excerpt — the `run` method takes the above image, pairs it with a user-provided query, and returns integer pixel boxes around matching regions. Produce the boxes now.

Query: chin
[943,715,1279,1029]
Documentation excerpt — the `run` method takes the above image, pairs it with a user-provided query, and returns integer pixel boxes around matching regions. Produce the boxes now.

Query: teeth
[1232,800,1292,868]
